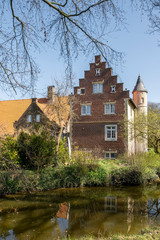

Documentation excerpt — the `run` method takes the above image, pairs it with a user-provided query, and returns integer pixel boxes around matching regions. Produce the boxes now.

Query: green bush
[110,167,143,185]
[0,170,39,194]
[0,136,20,169]
[57,139,69,165]
[17,131,57,170]
[84,165,107,186]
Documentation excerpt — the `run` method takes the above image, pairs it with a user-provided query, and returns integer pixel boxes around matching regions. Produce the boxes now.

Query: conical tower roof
[132,75,148,93]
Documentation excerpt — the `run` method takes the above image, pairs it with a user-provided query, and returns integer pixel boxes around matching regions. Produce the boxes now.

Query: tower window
[141,97,144,104]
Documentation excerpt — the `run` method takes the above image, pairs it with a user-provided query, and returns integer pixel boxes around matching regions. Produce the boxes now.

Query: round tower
[132,75,148,115]
[132,75,148,153]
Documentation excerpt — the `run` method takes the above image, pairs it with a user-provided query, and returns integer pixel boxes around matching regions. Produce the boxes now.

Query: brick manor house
[71,55,148,158]
[0,55,148,159]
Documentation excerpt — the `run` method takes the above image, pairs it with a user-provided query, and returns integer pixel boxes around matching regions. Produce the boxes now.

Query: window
[141,97,144,104]
[77,89,80,94]
[105,103,115,114]
[105,125,117,141]
[105,196,117,213]
[27,115,32,122]
[105,152,117,159]
[93,83,103,94]
[111,86,116,93]
[81,88,85,95]
[81,104,91,115]
[36,114,40,122]
[96,68,100,76]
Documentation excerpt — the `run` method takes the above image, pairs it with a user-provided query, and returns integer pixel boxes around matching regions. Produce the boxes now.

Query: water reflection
[148,198,160,220]
[0,186,160,239]
[52,202,70,238]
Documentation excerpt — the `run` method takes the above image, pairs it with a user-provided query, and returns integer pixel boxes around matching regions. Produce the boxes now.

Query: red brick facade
[71,56,130,158]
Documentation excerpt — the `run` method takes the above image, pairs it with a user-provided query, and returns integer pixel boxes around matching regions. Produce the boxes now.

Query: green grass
[64,225,160,240]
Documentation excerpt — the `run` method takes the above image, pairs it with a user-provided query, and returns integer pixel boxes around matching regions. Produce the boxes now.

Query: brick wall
[72,56,130,157]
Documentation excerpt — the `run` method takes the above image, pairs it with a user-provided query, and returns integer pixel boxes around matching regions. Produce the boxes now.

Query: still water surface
[0,185,160,239]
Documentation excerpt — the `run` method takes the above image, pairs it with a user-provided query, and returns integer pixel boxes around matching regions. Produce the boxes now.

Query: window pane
[111,153,116,159]
[112,130,116,138]
[105,104,109,114]
[99,83,103,93]
[36,114,40,122]
[111,86,116,92]
[107,130,111,138]
[87,105,91,115]
[111,104,115,113]
[81,89,85,94]
[81,105,86,115]
[27,115,32,122]
[93,84,97,93]
[96,69,100,75]
[105,153,109,159]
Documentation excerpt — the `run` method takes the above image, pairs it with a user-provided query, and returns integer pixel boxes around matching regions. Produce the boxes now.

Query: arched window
[141,97,144,104]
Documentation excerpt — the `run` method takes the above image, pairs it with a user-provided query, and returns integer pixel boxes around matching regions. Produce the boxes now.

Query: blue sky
[1,3,160,103]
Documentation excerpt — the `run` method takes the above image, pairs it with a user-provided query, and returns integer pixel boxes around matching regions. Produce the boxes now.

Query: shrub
[17,131,57,170]
[110,167,143,185]
[60,164,87,188]
[57,139,69,165]
[0,170,39,194]
[84,165,107,186]
[0,136,20,169]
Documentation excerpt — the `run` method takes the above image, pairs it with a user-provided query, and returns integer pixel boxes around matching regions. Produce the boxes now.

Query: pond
[0,185,160,239]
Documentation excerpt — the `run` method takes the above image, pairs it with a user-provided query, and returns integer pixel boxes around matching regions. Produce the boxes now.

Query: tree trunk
[154,139,159,153]
[56,126,63,152]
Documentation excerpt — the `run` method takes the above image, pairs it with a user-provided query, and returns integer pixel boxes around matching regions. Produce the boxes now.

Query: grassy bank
[64,225,160,240]
[1,151,160,195]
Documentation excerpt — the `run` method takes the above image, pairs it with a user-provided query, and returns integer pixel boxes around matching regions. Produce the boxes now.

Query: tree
[148,107,160,153]
[125,107,160,154]
[17,131,57,170]
[138,0,160,35]
[0,0,123,93]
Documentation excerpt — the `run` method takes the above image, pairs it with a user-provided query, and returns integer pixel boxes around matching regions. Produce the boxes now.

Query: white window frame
[95,68,100,76]
[77,89,80,94]
[80,88,85,95]
[36,114,40,122]
[105,196,117,213]
[105,103,115,114]
[111,86,116,93]
[105,125,117,141]
[81,104,91,116]
[105,152,117,159]
[93,83,103,94]
[27,115,32,123]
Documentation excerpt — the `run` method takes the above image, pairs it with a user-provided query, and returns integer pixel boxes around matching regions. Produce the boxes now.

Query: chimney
[95,55,101,65]
[32,98,37,103]
[47,86,55,104]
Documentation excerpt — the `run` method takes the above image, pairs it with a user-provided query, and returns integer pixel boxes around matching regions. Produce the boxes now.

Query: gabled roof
[0,99,31,136]
[133,75,148,93]
[0,96,70,137]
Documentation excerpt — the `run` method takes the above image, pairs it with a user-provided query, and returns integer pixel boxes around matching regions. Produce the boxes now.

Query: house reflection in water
[53,202,70,238]
[104,196,117,213]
